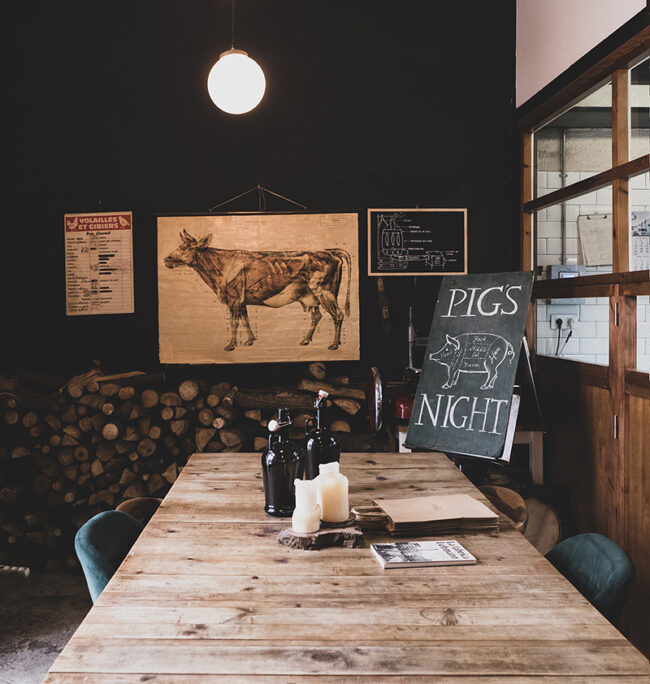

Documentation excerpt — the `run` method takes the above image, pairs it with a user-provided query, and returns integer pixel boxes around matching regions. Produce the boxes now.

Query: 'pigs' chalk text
[441,285,523,318]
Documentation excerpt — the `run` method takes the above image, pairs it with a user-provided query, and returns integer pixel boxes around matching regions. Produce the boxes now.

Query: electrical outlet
[547,304,579,329]
[550,316,571,330]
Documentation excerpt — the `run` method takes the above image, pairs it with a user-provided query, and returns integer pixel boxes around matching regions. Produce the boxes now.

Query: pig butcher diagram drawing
[429,333,514,390]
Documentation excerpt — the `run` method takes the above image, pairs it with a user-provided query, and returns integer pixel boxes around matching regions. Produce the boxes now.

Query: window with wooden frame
[518,21,649,655]
[519,24,650,374]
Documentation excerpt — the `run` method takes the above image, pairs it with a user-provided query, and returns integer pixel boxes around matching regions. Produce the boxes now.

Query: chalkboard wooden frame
[404,271,534,460]
[367,208,468,276]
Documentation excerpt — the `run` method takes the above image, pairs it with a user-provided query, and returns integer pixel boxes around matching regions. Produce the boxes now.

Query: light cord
[231,0,235,48]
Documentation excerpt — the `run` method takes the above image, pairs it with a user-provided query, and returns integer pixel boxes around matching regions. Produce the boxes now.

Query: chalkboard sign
[405,271,534,460]
[367,208,467,276]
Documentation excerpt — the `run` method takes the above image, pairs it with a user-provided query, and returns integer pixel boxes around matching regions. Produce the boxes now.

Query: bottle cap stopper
[268,417,291,432]
[315,389,329,408]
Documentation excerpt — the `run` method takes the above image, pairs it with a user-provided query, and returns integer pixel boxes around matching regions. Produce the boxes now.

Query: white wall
[516,0,645,107]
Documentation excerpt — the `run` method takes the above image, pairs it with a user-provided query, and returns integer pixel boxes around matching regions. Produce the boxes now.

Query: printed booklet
[371,539,476,569]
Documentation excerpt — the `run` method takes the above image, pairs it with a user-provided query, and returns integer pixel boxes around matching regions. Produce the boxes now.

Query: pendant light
[207,0,265,115]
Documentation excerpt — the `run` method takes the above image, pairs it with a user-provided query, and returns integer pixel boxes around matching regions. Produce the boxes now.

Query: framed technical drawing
[368,208,467,276]
[157,213,360,364]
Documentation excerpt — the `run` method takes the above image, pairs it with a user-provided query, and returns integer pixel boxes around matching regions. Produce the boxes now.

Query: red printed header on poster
[65,212,132,232]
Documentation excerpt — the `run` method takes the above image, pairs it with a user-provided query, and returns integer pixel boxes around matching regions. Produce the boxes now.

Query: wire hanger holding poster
[209,184,307,212]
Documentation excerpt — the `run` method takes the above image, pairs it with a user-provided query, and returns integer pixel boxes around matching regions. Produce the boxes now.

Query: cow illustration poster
[157,213,360,364]
[405,271,533,459]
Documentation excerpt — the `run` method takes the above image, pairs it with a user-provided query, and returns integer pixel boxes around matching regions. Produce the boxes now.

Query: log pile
[0,361,384,571]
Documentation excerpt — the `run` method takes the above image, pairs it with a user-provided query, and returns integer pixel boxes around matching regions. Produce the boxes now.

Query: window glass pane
[534,185,613,279]
[631,58,650,158]
[534,81,612,199]
[638,295,650,373]
[536,297,609,365]
[630,172,649,271]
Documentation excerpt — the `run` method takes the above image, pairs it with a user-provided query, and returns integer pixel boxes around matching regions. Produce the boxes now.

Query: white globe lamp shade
[207,48,265,114]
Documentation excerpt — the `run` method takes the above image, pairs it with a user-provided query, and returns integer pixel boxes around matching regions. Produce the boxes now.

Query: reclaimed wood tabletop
[45,452,650,682]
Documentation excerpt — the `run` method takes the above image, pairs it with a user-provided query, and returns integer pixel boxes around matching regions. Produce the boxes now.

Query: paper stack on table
[374,494,498,536]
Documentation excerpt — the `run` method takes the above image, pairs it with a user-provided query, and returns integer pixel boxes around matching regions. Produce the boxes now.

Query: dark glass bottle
[304,402,340,480]
[262,408,305,517]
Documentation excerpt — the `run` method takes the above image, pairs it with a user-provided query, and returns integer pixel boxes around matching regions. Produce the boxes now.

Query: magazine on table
[371,539,476,569]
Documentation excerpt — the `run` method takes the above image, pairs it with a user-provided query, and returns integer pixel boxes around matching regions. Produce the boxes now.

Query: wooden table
[46,452,650,682]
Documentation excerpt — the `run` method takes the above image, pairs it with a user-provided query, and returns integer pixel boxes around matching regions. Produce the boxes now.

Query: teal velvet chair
[546,532,634,624]
[75,510,144,603]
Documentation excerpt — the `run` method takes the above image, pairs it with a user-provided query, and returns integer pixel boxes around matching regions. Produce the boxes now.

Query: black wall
[2,1,517,381]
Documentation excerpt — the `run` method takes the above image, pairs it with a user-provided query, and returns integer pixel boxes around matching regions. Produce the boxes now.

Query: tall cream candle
[292,479,321,534]
[317,461,349,523]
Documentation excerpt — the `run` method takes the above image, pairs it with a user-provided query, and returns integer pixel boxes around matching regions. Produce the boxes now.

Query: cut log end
[178,380,200,402]
[307,362,327,380]
[277,526,364,550]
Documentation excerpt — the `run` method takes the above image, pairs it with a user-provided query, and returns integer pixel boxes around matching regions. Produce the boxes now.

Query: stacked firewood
[0,361,383,571]
[0,366,239,570]
[236,363,376,452]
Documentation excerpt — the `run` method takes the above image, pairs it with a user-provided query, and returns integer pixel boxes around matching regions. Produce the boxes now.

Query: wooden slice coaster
[278,525,364,550]
[320,514,356,528]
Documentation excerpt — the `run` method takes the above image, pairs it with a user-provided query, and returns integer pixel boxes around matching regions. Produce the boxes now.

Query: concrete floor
[0,572,90,684]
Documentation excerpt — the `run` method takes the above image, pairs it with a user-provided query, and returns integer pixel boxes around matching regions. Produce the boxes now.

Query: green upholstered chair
[75,510,144,603]
[546,532,634,624]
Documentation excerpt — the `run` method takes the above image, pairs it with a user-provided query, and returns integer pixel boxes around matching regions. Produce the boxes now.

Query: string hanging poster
[157,213,360,364]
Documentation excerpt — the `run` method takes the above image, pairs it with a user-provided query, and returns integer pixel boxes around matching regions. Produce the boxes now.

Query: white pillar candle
[292,479,321,534]
[317,461,349,523]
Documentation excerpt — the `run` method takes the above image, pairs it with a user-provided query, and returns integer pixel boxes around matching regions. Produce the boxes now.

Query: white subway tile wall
[639,296,650,373]
[537,298,610,365]
[631,60,650,159]
[537,295,650,370]
[630,170,650,213]
[533,105,649,371]
[534,172,650,370]
[535,176,613,269]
